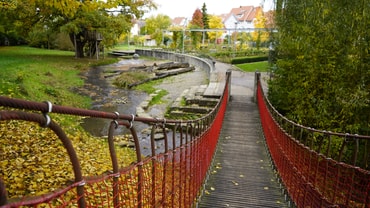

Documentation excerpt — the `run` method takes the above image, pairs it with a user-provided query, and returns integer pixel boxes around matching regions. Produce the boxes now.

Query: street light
[182,29,185,54]
[233,22,238,58]
[182,18,187,54]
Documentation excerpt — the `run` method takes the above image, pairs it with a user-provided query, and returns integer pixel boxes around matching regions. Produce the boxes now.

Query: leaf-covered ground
[0,46,139,200]
[0,116,136,198]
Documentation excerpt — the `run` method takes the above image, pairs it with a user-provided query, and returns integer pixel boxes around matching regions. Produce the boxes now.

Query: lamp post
[182,18,187,54]
[161,29,164,48]
[182,29,185,54]
[233,22,238,58]
[268,41,276,79]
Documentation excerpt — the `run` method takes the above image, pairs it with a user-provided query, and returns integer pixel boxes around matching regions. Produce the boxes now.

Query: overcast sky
[144,0,275,19]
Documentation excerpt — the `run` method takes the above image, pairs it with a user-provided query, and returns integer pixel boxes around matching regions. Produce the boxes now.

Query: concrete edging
[134,49,219,118]
[135,49,215,79]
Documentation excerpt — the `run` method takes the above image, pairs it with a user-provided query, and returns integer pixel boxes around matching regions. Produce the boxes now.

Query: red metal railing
[256,72,370,207]
[0,71,231,207]
[2,69,368,208]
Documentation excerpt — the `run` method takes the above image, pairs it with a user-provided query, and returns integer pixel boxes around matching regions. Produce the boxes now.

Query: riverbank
[0,46,118,108]
[79,57,210,156]
[0,46,268,199]
[0,47,138,198]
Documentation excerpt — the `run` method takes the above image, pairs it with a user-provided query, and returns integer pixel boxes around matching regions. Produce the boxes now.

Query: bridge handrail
[255,73,370,168]
[264,93,370,139]
[255,72,370,207]
[0,67,231,206]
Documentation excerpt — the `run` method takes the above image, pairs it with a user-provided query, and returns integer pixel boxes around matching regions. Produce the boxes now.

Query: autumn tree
[0,0,156,57]
[252,7,268,49]
[168,25,183,49]
[237,32,252,49]
[144,14,172,46]
[269,0,370,134]
[189,8,203,49]
[207,15,223,43]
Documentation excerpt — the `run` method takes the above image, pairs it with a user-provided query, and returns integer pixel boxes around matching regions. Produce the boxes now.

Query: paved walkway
[198,62,286,207]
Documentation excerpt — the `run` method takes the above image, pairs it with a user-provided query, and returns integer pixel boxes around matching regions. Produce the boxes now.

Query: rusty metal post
[0,178,7,206]
[161,123,169,206]
[150,125,157,206]
[186,123,193,205]
[107,121,120,208]
[171,124,177,207]
[184,124,190,206]
[0,111,87,207]
[179,123,185,207]
[127,124,142,208]
[254,71,261,103]
[226,70,232,102]
[45,116,87,208]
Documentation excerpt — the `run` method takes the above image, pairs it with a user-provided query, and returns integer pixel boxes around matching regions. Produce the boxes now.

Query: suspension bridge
[198,70,286,208]
[0,51,369,208]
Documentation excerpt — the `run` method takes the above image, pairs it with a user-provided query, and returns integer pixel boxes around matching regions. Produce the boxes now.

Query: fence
[0,67,230,207]
[256,72,370,207]
[2,64,369,208]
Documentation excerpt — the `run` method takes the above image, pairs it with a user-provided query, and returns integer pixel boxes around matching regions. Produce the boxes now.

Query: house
[264,10,276,29]
[143,35,156,47]
[224,6,262,30]
[223,13,239,31]
[172,17,188,27]
[130,19,145,36]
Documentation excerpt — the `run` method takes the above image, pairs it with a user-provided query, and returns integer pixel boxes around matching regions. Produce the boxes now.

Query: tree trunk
[156,62,190,70]
[128,67,195,88]
[75,41,85,58]
[69,33,86,58]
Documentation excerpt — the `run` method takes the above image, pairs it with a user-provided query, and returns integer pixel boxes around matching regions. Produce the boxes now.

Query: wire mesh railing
[0,70,231,207]
[255,72,370,207]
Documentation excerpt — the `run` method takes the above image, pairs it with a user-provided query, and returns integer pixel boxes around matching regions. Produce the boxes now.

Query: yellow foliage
[0,118,136,199]
[252,8,269,43]
[0,0,17,9]
[207,15,224,42]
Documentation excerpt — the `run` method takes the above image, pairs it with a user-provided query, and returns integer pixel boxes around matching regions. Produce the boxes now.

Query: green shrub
[210,49,268,58]
[231,56,268,64]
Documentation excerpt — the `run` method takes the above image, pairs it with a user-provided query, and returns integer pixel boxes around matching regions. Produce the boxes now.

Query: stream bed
[79,58,208,155]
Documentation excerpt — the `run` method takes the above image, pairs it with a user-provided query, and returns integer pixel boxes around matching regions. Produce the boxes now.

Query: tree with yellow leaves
[252,7,269,49]
[0,0,156,57]
[144,14,172,46]
[207,15,224,44]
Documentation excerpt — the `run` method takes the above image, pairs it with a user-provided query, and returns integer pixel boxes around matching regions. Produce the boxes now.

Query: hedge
[231,56,268,64]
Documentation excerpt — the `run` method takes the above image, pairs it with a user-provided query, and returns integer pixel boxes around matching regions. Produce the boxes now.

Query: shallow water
[79,58,208,155]
[80,59,149,137]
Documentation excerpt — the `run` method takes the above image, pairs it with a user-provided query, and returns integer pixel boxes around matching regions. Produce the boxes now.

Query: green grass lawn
[235,61,270,72]
[0,46,117,107]
[0,46,138,198]
[110,43,136,51]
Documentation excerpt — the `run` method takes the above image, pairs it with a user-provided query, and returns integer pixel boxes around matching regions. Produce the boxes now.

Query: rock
[154,133,165,140]
[117,140,135,148]
[141,128,151,135]
[133,53,140,59]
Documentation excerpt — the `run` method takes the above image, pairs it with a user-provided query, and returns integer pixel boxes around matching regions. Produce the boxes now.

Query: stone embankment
[135,68,220,119]
[134,50,221,119]
[169,85,219,118]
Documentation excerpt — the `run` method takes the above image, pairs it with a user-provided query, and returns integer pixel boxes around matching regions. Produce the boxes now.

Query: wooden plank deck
[198,94,287,208]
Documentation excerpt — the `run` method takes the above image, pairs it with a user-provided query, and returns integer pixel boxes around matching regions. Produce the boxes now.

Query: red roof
[264,10,276,28]
[229,6,261,22]
[218,13,230,22]
[172,17,186,26]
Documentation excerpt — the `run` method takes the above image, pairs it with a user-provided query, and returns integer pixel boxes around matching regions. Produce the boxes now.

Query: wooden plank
[198,95,287,208]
